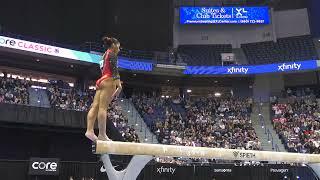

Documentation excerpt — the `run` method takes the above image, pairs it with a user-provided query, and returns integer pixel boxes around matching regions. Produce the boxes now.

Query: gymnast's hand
[113,79,122,99]
[115,79,122,90]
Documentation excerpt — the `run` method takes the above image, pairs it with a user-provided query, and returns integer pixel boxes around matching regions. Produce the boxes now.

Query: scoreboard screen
[180,6,270,24]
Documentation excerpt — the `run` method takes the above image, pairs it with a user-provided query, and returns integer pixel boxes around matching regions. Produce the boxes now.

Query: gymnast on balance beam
[85,36,122,142]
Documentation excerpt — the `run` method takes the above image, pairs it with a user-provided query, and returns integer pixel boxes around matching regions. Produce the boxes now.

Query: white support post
[100,154,153,180]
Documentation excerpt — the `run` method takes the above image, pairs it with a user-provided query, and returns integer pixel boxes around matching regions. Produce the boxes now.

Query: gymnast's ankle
[85,131,98,141]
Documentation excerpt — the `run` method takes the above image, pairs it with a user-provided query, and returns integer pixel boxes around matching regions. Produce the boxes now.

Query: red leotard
[96,49,120,88]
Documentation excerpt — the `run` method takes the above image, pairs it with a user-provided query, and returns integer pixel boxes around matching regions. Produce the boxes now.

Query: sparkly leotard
[95,49,120,88]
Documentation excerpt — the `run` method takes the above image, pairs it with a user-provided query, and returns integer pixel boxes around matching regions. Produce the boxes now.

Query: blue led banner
[184,60,318,75]
[118,57,153,71]
[180,6,270,24]
[0,36,153,72]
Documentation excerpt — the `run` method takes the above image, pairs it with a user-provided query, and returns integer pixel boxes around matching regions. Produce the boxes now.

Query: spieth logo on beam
[233,151,256,159]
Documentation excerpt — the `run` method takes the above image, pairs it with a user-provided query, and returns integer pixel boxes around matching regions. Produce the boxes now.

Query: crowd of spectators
[108,100,139,143]
[7,71,320,158]
[283,87,319,98]
[46,80,139,142]
[132,92,260,153]
[0,75,139,143]
[131,91,167,128]
[272,96,320,154]
[47,87,93,111]
[0,75,30,105]
[46,80,93,111]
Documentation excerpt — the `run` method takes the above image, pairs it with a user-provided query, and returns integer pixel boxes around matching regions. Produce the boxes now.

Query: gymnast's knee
[90,102,99,110]
[97,107,107,120]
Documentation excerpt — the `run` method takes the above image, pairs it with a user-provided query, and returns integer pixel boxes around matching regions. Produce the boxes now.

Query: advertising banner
[180,6,270,24]
[184,60,318,75]
[0,36,153,71]
[29,158,60,176]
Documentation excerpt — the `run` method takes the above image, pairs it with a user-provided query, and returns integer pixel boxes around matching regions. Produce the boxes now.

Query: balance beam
[93,141,320,163]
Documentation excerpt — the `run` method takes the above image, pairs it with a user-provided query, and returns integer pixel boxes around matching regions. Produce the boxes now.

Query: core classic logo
[32,161,58,172]
[233,151,256,159]
[227,67,249,74]
[156,166,176,174]
[29,158,60,176]
[0,36,59,54]
[278,63,301,71]
[270,168,289,173]
[0,37,16,46]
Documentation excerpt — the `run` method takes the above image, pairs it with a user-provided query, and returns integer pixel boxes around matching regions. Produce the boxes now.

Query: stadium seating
[0,75,139,142]
[271,89,320,154]
[177,44,233,65]
[46,80,139,142]
[242,35,318,64]
[132,93,260,152]
[46,81,93,111]
[0,76,30,105]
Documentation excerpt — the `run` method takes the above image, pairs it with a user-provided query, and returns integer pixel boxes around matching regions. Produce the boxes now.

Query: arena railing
[121,96,156,143]
[267,129,275,150]
[83,42,158,63]
[0,31,83,51]
[258,97,279,151]
[0,31,163,63]
[275,144,280,152]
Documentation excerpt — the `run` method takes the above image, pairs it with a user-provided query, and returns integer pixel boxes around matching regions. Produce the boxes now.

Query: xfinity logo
[278,63,301,71]
[156,166,176,174]
[270,168,289,173]
[227,67,249,74]
[32,162,57,172]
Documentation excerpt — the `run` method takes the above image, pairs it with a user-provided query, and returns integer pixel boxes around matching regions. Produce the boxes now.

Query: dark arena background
[1,0,320,179]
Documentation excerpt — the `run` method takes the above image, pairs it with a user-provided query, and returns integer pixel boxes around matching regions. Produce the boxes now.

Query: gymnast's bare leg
[97,79,116,141]
[85,79,116,141]
[85,88,101,141]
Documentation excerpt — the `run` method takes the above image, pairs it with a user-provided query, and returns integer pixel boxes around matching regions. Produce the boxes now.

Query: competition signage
[270,168,289,173]
[1,36,318,74]
[184,60,318,75]
[0,36,153,71]
[180,6,270,24]
[118,57,153,71]
[29,158,60,176]
[0,36,100,64]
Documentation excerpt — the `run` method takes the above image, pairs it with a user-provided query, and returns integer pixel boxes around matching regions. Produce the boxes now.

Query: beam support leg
[101,154,153,180]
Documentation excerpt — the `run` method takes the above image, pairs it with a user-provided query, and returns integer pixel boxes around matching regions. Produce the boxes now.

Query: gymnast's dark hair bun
[102,36,119,49]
